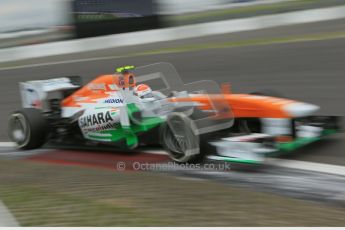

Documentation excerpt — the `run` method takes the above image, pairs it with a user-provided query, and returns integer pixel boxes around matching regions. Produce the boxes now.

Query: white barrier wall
[0,0,70,33]
[1,5,345,64]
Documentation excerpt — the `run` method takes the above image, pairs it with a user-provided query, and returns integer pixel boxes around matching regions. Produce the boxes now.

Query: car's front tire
[8,108,48,150]
[161,112,203,163]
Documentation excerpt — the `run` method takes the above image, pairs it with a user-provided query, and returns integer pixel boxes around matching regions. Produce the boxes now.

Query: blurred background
[1,0,345,227]
[1,0,345,47]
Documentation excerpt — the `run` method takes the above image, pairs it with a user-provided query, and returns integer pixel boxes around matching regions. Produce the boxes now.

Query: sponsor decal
[104,98,124,104]
[87,83,106,90]
[79,111,114,128]
[41,78,70,86]
[83,122,120,133]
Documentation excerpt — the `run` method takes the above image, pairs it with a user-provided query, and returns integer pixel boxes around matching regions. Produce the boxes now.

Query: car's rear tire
[8,108,49,150]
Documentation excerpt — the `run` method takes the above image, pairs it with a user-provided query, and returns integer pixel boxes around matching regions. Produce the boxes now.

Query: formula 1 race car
[8,63,341,164]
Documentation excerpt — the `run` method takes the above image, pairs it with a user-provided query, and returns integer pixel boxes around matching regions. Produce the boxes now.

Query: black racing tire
[8,108,49,150]
[161,112,203,163]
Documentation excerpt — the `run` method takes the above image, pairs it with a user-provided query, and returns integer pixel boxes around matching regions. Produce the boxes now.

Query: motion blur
[0,0,345,227]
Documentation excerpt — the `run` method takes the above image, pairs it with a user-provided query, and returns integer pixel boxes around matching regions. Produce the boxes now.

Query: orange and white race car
[8,63,341,164]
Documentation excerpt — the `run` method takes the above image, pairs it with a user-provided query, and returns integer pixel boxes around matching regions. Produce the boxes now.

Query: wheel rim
[164,129,186,154]
[163,115,198,162]
[8,113,30,148]
[163,125,187,162]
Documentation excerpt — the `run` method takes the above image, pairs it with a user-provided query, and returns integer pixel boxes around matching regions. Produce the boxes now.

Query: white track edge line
[0,142,17,147]
[265,158,345,177]
[0,201,19,227]
[142,150,345,176]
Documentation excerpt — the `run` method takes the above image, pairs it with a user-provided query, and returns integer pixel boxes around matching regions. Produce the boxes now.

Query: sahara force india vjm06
[8,63,341,164]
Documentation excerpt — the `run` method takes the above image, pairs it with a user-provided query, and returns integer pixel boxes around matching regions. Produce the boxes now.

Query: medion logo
[79,111,113,127]
[104,99,124,104]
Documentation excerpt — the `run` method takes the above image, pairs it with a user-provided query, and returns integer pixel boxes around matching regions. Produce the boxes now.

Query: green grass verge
[0,159,345,226]
[0,186,167,226]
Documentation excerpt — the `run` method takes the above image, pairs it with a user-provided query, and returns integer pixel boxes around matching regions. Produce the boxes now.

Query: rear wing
[19,77,80,111]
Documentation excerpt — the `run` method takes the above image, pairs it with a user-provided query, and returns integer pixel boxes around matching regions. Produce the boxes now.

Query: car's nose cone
[284,103,320,117]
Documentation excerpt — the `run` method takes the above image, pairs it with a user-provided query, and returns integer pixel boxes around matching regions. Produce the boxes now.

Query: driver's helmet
[134,84,153,99]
